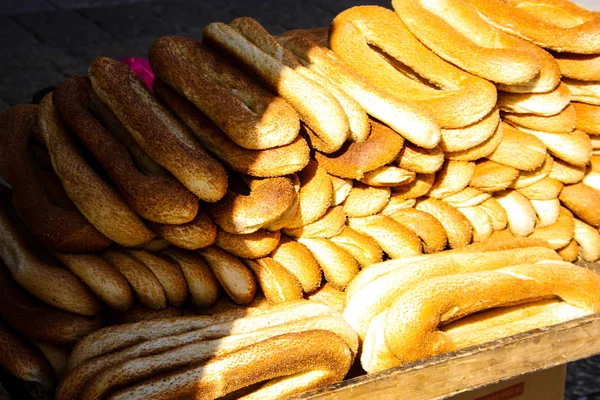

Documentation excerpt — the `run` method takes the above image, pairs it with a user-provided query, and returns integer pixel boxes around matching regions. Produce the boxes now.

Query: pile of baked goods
[2,0,600,398]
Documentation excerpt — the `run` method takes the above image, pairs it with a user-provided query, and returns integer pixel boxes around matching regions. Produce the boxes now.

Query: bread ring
[529,206,574,248]
[283,206,346,239]
[564,78,600,105]
[296,238,359,291]
[583,155,600,191]
[380,195,417,215]
[509,153,555,189]
[574,218,600,262]
[457,206,493,242]
[555,52,600,82]
[132,238,170,253]
[348,215,423,259]
[428,160,476,199]
[329,226,384,268]
[38,94,155,247]
[343,184,391,217]
[125,250,188,307]
[269,236,322,293]
[522,129,592,167]
[487,123,547,171]
[306,283,346,313]
[495,189,538,236]
[573,102,600,134]
[162,248,220,308]
[517,176,564,200]
[383,262,600,367]
[470,160,519,192]
[277,30,441,149]
[54,253,134,311]
[314,119,404,180]
[215,228,280,259]
[0,262,101,345]
[396,144,444,176]
[441,187,492,208]
[416,198,473,249]
[330,6,496,129]
[203,21,349,154]
[32,341,68,381]
[503,104,577,134]
[359,165,416,187]
[446,119,504,161]
[549,157,586,184]
[531,198,562,228]
[387,208,448,253]
[463,0,600,54]
[147,209,216,250]
[149,36,299,150]
[560,182,600,227]
[198,246,257,305]
[497,82,571,116]
[89,57,228,202]
[391,0,541,85]
[244,257,303,304]
[53,76,199,225]
[0,105,111,253]
[439,108,500,153]
[477,197,509,231]
[208,177,296,235]
[329,175,353,206]
[391,173,435,199]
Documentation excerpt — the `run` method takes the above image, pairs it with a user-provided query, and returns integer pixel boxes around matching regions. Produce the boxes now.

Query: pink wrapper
[119,57,155,90]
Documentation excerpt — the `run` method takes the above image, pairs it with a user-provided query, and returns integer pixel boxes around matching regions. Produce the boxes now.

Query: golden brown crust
[517,176,564,200]
[573,102,600,134]
[439,108,500,153]
[428,160,476,198]
[557,239,580,262]
[329,226,384,268]
[270,236,323,293]
[503,104,577,134]
[215,228,280,259]
[148,209,217,250]
[487,123,547,171]
[415,198,473,248]
[359,165,416,187]
[387,208,448,253]
[343,183,391,217]
[524,129,592,167]
[396,143,444,174]
[497,82,571,116]
[391,173,436,199]
[560,182,600,227]
[550,157,586,184]
[446,119,504,161]
[495,189,537,236]
[477,198,509,231]
[244,257,304,304]
[283,206,346,239]
[564,78,600,105]
[528,207,575,249]
[470,160,519,192]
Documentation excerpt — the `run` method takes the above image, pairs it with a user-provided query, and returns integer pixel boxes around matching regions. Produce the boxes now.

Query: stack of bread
[2,0,600,398]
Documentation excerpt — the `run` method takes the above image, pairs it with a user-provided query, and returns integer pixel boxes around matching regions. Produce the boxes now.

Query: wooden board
[292,260,600,400]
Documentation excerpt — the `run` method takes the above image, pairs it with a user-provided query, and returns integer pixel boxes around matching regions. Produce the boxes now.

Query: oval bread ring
[0,261,101,345]
[439,108,499,153]
[203,21,349,154]
[415,198,473,249]
[277,31,441,149]
[296,238,359,291]
[563,78,600,105]
[477,197,509,231]
[329,175,353,206]
[215,228,280,259]
[38,94,155,247]
[396,143,445,174]
[0,196,102,316]
[269,236,322,293]
[529,197,562,229]
[102,249,167,310]
[147,209,217,250]
[517,176,564,200]
[89,57,228,202]
[469,160,519,193]
[573,218,600,262]
[230,17,369,143]
[494,189,537,236]
[53,76,199,225]
[383,262,600,366]
[573,102,600,134]
[387,208,448,253]
[359,165,416,187]
[441,188,492,208]
[314,119,405,180]
[549,157,586,184]
[497,82,571,116]
[446,119,504,161]
[133,238,171,253]
[487,123,547,171]
[0,105,111,253]
[125,250,189,307]
[554,53,600,82]
[148,36,299,150]
[330,6,496,129]
[348,215,423,259]
[428,160,476,199]
[343,184,391,217]
[463,0,600,54]
[306,283,346,313]
[54,252,134,311]
[560,183,600,227]
[528,206,574,248]
[457,206,493,242]
[152,79,310,177]
[583,155,600,191]
[503,105,577,134]
[162,248,220,308]
[245,173,299,233]
[243,257,303,304]
[509,153,554,190]
[391,0,540,85]
[521,129,592,167]
[208,177,296,235]
[391,173,435,199]
[198,246,257,305]
[380,195,417,215]
[557,239,580,262]
[329,226,384,268]
[283,205,347,239]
